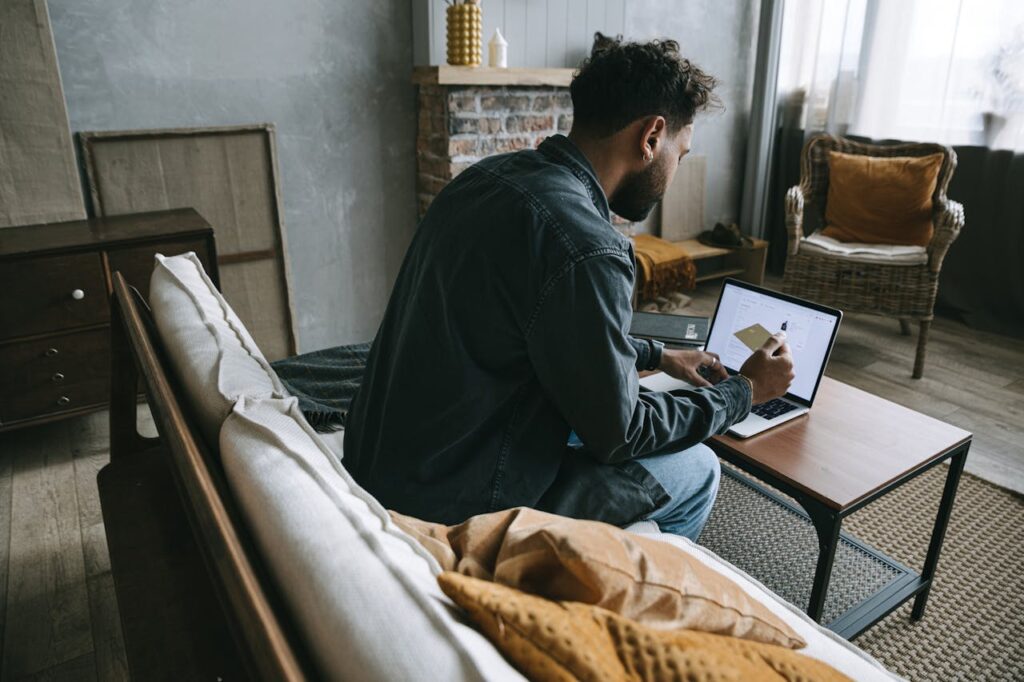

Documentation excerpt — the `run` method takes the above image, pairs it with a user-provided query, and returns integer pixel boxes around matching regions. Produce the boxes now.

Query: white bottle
[489,28,508,68]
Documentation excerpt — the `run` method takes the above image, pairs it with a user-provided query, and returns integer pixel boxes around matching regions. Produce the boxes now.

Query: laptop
[640,279,842,438]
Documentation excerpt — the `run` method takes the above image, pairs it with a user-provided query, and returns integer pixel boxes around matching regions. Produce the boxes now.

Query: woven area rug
[701,468,909,626]
[700,463,1024,681]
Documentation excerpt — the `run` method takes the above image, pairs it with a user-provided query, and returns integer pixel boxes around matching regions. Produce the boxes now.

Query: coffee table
[707,376,971,639]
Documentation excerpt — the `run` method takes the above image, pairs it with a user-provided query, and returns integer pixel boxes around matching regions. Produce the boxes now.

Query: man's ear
[639,116,667,162]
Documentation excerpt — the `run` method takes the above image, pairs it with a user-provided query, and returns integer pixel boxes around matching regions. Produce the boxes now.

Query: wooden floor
[0,280,1021,679]
[0,407,155,681]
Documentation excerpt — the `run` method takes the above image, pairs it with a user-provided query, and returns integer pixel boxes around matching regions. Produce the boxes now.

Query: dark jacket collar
[538,135,611,221]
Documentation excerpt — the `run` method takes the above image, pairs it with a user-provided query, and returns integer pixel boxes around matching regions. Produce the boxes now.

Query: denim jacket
[343,135,751,524]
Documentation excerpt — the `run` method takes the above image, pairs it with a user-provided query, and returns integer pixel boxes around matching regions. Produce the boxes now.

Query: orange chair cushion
[821,150,945,246]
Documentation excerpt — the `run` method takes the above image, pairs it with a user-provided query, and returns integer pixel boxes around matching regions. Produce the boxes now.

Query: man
[344,37,794,540]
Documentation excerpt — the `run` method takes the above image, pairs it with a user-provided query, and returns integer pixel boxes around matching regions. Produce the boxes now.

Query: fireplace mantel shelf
[413,66,574,87]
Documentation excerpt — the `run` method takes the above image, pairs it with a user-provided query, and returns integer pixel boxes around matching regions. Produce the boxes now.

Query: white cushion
[219,396,524,682]
[315,428,346,459]
[801,231,928,265]
[149,252,287,445]
[625,525,902,681]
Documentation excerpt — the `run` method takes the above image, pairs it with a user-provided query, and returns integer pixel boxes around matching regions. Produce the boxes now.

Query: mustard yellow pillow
[439,572,851,682]
[822,150,944,246]
[392,507,805,649]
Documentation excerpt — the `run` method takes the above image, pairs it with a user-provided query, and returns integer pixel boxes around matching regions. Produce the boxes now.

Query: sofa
[98,251,901,680]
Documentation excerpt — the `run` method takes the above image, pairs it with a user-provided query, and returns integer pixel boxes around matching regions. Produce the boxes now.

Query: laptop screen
[705,280,842,405]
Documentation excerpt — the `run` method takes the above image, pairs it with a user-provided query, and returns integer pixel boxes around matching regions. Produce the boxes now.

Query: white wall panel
[416,0,626,67]
[605,0,626,33]
[545,0,570,65]
[524,0,550,68]
[584,0,608,51]
[429,1,446,65]
[565,0,593,65]
[503,0,528,68]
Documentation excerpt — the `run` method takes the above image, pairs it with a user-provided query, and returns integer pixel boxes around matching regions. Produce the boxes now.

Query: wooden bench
[673,237,768,285]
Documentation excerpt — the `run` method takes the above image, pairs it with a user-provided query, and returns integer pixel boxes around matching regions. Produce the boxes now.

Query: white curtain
[776,0,1024,151]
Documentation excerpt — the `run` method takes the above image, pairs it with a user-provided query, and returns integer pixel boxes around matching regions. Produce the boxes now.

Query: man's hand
[658,348,729,388]
[739,332,795,404]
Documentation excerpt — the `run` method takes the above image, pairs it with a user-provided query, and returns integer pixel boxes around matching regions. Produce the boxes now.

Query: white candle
[489,28,508,68]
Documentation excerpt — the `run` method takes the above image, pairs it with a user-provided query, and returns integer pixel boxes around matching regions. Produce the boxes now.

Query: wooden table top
[709,376,971,511]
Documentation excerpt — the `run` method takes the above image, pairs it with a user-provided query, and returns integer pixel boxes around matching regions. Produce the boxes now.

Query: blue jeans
[537,433,721,542]
[631,444,721,541]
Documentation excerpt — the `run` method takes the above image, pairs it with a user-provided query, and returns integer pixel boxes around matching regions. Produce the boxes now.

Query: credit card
[734,323,772,351]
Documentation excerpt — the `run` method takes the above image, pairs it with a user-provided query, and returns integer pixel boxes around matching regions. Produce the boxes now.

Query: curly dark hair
[570,33,721,137]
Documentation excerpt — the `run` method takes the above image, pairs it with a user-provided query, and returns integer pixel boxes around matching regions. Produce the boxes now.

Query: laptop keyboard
[751,398,799,420]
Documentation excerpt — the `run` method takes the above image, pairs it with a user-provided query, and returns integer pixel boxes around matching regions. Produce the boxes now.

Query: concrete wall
[49,0,417,350]
[626,0,760,233]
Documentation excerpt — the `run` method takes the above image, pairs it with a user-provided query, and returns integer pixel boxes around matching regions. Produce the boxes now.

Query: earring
[644,153,652,163]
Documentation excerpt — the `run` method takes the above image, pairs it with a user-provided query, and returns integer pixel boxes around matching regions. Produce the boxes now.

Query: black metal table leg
[803,497,843,622]
[911,444,969,620]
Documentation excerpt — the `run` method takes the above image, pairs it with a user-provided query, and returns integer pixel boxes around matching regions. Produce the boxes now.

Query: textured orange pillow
[821,150,944,246]
[439,572,851,682]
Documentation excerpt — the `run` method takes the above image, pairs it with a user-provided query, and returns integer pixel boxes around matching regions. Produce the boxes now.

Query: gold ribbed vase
[446,2,482,67]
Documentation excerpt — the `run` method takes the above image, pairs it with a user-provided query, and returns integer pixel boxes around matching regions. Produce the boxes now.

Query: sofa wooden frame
[101,271,314,680]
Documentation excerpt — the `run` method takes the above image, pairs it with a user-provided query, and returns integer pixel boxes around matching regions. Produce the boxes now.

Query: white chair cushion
[149,252,287,445]
[801,231,928,265]
[219,396,524,682]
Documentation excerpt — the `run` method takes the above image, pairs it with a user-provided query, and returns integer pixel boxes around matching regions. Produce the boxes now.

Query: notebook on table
[630,311,708,348]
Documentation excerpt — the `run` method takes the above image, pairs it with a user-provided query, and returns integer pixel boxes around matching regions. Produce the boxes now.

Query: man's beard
[608,160,669,222]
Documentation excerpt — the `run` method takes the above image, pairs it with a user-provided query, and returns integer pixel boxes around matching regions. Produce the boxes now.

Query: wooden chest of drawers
[0,209,217,431]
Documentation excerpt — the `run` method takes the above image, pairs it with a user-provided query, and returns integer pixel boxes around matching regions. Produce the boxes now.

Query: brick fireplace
[413,67,576,217]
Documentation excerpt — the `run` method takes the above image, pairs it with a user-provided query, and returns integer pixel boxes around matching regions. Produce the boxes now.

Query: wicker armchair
[782,135,965,379]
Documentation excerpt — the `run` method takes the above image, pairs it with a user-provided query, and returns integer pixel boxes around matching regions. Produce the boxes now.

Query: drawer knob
[56,396,71,407]
[71,289,85,300]
[45,347,59,357]
[52,372,65,383]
